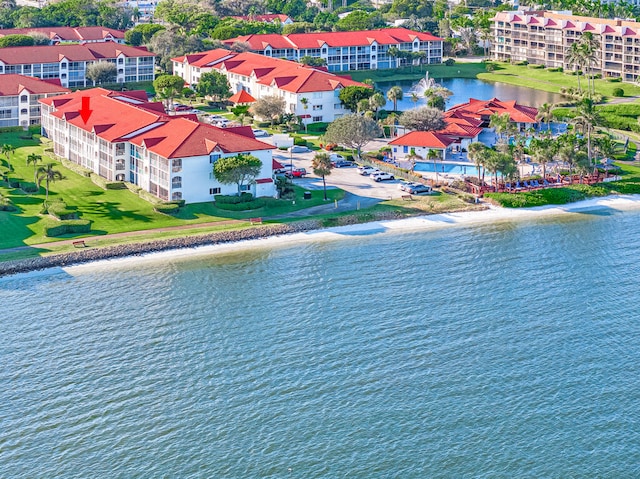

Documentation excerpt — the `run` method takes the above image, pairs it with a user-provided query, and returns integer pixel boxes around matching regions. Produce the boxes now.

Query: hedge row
[48,200,78,220]
[60,158,92,177]
[89,173,125,190]
[44,219,91,237]
[214,193,253,204]
[215,199,265,211]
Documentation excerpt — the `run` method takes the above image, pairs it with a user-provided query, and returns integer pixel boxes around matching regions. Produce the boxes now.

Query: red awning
[272,159,284,170]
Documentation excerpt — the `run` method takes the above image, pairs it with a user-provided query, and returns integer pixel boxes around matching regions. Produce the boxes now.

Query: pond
[377,77,565,111]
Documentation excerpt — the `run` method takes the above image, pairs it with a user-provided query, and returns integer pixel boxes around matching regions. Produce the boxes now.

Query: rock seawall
[0,221,322,278]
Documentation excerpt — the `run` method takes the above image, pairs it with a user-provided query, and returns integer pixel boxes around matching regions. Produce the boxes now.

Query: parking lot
[273,150,409,201]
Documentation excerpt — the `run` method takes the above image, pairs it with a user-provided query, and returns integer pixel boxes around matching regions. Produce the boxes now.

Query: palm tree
[369,92,386,120]
[572,98,600,165]
[529,137,556,179]
[311,152,332,200]
[566,41,585,93]
[386,86,403,113]
[427,148,441,184]
[489,112,511,144]
[580,32,599,97]
[300,97,309,132]
[536,103,554,133]
[387,46,400,68]
[1,144,16,172]
[467,141,487,184]
[26,153,42,184]
[36,163,63,201]
[410,92,419,106]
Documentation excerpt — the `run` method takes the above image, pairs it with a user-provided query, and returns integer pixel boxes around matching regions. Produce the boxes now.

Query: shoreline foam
[3,195,640,278]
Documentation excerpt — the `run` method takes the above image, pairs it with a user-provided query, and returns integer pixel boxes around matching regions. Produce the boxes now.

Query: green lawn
[347,62,488,83]
[0,131,344,250]
[478,63,640,99]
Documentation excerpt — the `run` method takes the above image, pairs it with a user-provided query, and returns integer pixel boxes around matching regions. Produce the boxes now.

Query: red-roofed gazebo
[228,90,256,105]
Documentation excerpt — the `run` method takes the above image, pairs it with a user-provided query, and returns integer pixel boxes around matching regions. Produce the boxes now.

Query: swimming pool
[413,162,482,176]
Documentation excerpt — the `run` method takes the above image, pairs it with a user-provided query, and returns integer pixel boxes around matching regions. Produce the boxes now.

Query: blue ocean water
[2,205,640,478]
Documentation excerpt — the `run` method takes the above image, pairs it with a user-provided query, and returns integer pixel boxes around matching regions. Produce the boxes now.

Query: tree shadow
[82,201,154,223]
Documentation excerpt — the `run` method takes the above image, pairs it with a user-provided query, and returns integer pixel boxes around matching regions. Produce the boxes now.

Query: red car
[285,168,307,178]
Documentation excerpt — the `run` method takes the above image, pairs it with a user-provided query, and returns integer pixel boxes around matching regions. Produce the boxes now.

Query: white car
[370,171,395,182]
[287,145,310,153]
[252,129,269,137]
[329,153,345,161]
[358,166,380,176]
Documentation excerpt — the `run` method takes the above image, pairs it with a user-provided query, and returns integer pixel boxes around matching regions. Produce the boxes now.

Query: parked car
[407,183,432,194]
[398,181,420,192]
[288,145,310,153]
[274,163,294,174]
[285,167,307,178]
[252,129,270,137]
[370,171,395,182]
[174,104,191,112]
[358,166,379,176]
[332,159,355,168]
[329,153,345,161]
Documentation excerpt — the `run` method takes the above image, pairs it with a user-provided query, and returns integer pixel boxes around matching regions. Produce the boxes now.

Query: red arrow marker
[79,96,92,123]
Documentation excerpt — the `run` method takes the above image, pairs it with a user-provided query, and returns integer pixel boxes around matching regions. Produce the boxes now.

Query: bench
[249,217,263,225]
[401,194,413,201]
[72,240,86,248]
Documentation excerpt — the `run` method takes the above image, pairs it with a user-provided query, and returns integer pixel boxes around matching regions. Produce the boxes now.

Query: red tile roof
[41,88,273,159]
[228,90,256,104]
[0,43,154,65]
[224,28,442,50]
[389,131,454,149]
[447,98,538,124]
[174,49,369,94]
[0,74,70,96]
[0,26,125,42]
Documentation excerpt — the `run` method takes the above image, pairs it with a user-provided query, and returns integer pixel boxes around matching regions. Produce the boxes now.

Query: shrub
[256,121,271,128]
[214,199,265,210]
[307,122,328,133]
[214,192,254,204]
[0,196,15,211]
[528,63,544,69]
[90,173,124,190]
[47,200,79,220]
[444,58,455,66]
[154,203,180,214]
[293,137,307,146]
[612,87,625,97]
[20,181,39,193]
[547,67,562,72]
[485,63,495,72]
[517,60,529,66]
[607,77,622,82]
[43,219,91,237]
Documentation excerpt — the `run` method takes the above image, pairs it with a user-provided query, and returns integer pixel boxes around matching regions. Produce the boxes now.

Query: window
[60,62,67,69]
[312,105,323,111]
[403,146,408,153]
[172,192,182,200]
[21,109,27,114]
[172,176,182,188]
[210,153,221,163]
[20,95,28,102]
[118,58,124,64]
[172,158,182,172]
[210,187,221,195]
[312,116,323,122]
[239,184,250,191]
